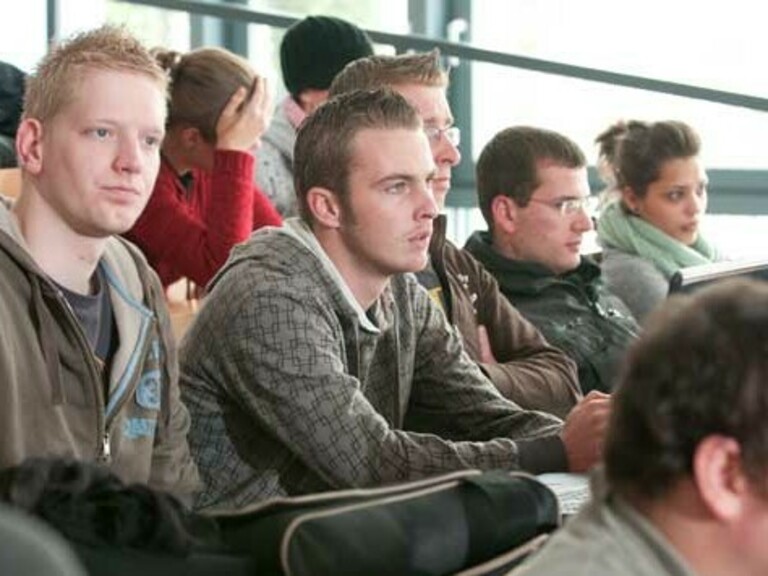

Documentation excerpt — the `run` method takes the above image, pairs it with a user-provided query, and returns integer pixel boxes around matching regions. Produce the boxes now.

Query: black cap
[281,16,373,98]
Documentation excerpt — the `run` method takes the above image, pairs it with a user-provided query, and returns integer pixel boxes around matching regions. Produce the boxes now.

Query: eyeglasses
[527,195,598,217]
[424,125,461,147]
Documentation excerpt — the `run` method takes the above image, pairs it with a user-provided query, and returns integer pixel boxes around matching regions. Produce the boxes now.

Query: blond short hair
[24,25,167,124]
[329,49,448,97]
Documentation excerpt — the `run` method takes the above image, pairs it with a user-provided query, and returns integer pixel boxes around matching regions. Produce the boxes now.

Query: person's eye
[666,190,684,201]
[385,181,408,195]
[143,135,162,148]
[564,199,581,213]
[423,127,439,143]
[89,127,112,140]
[553,199,575,214]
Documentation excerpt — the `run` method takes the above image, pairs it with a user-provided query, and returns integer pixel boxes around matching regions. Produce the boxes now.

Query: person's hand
[477,325,497,364]
[560,390,611,472]
[216,76,272,152]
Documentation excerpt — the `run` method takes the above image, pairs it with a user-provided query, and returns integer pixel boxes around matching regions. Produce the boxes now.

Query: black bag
[215,469,560,576]
[0,458,254,576]
[1,460,558,576]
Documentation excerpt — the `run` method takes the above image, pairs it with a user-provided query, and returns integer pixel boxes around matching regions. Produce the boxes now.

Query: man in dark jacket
[465,126,639,393]
[330,51,595,418]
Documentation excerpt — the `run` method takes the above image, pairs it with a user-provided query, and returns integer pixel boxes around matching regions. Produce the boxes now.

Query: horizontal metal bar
[119,0,768,113]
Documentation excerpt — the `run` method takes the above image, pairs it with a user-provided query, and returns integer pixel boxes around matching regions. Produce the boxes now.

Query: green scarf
[597,200,719,279]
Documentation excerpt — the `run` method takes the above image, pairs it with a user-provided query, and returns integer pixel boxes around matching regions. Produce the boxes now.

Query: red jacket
[126,150,282,289]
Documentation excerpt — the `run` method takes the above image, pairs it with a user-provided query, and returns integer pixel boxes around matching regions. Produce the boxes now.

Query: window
[0,2,47,72]
[246,0,410,101]
[453,0,768,257]
[107,1,191,51]
[470,0,768,169]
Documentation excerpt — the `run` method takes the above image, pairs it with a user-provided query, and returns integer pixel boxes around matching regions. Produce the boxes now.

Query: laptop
[537,473,591,518]
[668,258,768,294]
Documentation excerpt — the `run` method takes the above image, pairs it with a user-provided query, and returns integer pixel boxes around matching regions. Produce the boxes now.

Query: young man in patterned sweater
[180,89,606,511]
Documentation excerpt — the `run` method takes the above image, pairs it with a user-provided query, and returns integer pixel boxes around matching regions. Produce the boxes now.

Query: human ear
[621,186,641,215]
[306,186,342,229]
[491,195,518,235]
[16,119,44,174]
[693,435,749,522]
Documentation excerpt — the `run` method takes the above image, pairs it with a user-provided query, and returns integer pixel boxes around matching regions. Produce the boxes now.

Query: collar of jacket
[0,200,164,423]
[426,214,454,314]
[464,229,602,297]
[428,213,448,254]
[213,217,382,335]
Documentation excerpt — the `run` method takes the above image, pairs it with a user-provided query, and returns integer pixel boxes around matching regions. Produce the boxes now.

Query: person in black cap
[0,61,25,168]
[255,15,373,216]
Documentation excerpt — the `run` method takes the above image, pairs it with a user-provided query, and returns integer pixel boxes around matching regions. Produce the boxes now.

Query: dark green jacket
[465,231,639,393]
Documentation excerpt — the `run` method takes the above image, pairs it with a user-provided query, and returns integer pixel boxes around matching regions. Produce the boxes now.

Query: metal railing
[120,0,768,112]
[116,0,768,214]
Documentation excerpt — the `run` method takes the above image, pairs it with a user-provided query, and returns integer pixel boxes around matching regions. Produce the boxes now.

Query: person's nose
[688,191,706,216]
[113,134,142,174]
[416,180,439,221]
[573,203,595,232]
[431,133,461,168]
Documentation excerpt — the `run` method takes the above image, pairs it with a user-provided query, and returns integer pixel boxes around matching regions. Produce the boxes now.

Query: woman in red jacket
[126,47,282,290]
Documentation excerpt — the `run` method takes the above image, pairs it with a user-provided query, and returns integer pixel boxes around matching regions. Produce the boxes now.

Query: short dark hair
[294,88,422,225]
[475,126,586,230]
[606,278,768,500]
[595,120,701,198]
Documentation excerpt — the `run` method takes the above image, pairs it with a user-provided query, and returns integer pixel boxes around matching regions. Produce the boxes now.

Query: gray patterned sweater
[180,219,565,511]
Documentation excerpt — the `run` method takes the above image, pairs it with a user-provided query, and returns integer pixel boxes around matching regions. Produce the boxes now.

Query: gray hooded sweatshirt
[255,100,298,217]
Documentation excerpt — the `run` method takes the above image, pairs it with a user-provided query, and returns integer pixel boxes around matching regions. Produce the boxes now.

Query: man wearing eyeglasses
[465,126,639,394]
[330,51,594,420]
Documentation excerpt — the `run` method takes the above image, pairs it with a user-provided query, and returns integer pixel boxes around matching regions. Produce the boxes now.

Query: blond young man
[179,89,590,510]
[0,26,199,499]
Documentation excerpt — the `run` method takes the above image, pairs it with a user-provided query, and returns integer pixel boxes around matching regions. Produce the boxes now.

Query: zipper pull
[100,432,111,463]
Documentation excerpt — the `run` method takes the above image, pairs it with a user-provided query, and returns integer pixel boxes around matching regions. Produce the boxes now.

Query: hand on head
[216,76,272,152]
[560,390,611,472]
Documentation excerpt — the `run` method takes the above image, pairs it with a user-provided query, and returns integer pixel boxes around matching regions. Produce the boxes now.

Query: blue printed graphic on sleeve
[123,418,157,440]
[136,369,161,410]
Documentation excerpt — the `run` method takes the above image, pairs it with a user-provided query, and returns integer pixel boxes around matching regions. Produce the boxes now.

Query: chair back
[0,167,21,198]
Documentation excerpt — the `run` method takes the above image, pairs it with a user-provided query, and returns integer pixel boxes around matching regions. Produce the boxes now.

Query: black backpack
[0,460,559,575]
